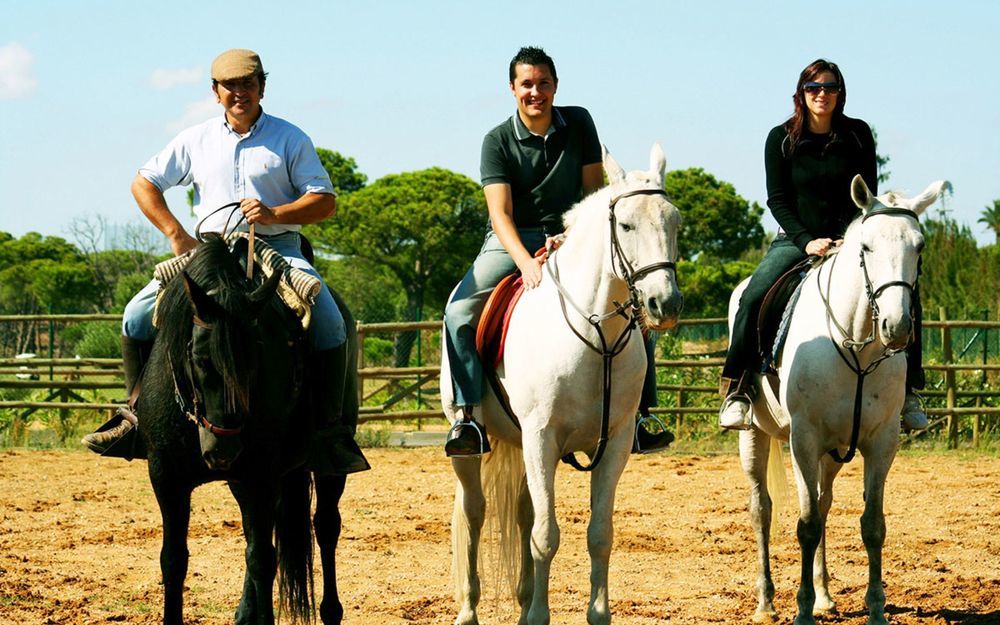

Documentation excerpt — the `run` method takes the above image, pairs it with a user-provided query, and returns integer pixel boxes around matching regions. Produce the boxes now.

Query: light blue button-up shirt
[139,111,334,236]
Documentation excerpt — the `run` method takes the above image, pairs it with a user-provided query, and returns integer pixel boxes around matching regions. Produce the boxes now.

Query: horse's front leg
[522,430,561,625]
[813,455,843,614]
[585,428,631,625]
[451,456,485,625]
[150,471,192,625]
[230,481,279,625]
[738,427,777,622]
[860,431,897,625]
[789,430,823,625]
[315,475,347,625]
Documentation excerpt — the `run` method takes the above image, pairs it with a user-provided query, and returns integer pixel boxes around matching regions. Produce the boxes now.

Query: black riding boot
[81,335,152,454]
[445,406,491,457]
[308,345,371,476]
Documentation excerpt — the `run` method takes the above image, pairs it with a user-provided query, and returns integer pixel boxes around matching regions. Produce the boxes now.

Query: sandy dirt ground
[1,448,998,625]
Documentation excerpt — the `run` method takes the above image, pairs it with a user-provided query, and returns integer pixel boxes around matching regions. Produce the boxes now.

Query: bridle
[169,314,244,438]
[816,206,920,463]
[543,187,678,471]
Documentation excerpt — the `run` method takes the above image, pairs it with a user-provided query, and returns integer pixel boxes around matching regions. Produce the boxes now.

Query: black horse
[138,233,352,625]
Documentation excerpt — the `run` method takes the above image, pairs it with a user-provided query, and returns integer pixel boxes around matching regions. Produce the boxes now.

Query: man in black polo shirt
[443,46,672,456]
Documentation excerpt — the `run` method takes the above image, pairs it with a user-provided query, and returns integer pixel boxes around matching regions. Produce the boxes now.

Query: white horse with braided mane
[440,144,683,625]
[733,175,950,625]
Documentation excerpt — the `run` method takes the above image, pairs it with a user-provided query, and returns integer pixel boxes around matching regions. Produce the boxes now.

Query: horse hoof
[752,609,778,623]
[813,596,837,613]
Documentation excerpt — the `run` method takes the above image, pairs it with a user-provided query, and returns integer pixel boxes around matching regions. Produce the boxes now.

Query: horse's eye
[861,244,872,253]
[620,223,633,233]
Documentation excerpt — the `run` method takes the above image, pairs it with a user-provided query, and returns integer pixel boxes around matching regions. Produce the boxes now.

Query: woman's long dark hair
[784,58,847,151]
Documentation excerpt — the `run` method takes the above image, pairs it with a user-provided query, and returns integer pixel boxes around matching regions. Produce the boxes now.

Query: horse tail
[766,436,789,536]
[481,437,525,600]
[275,466,315,623]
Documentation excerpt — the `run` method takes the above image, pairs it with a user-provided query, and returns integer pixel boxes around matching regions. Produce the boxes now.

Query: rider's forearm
[131,175,192,245]
[270,192,335,225]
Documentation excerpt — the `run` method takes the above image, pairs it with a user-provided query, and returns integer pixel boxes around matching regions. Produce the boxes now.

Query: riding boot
[632,333,674,453]
[901,390,929,431]
[718,373,754,431]
[81,336,152,454]
[445,406,491,457]
[308,345,371,476]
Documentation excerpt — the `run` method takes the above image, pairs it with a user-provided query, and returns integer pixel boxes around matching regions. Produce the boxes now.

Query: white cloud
[0,42,37,99]
[149,66,203,90]
[166,97,219,133]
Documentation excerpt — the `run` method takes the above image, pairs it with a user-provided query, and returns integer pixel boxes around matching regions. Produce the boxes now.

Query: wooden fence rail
[2,315,997,447]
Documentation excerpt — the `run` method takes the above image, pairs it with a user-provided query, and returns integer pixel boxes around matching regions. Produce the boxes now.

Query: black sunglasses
[803,81,840,95]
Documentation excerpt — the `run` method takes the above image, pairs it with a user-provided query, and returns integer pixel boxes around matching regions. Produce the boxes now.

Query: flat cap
[211,49,263,81]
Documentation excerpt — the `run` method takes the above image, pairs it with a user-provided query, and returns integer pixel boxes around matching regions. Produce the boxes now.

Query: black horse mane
[156,234,261,413]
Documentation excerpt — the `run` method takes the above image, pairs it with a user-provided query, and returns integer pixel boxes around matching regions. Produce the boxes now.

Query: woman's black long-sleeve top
[764,115,878,252]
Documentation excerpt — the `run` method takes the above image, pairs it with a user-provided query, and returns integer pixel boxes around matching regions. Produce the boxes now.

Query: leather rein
[491,188,677,472]
[815,207,919,463]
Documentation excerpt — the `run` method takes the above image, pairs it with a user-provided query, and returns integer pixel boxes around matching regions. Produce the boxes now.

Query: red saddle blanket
[476,273,525,369]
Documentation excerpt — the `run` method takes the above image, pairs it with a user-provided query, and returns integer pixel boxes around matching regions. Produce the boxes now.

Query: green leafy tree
[316,148,368,195]
[871,126,891,185]
[978,199,1000,245]
[306,167,487,365]
[665,168,764,261]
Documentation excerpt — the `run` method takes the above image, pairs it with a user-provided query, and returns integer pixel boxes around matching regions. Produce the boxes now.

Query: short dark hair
[509,46,557,83]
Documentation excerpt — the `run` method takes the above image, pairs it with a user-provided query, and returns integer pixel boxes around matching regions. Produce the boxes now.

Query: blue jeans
[444,229,548,406]
[122,232,346,351]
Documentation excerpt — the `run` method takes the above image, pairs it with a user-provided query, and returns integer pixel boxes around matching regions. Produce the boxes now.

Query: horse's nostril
[647,297,660,317]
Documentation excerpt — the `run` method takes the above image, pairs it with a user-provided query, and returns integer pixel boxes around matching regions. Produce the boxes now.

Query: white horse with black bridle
[441,145,683,625]
[733,175,950,625]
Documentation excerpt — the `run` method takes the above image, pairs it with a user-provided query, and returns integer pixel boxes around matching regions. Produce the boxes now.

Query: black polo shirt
[480,106,602,230]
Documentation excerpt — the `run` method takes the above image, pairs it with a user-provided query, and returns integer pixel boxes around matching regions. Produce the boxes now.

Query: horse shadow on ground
[829,604,1000,624]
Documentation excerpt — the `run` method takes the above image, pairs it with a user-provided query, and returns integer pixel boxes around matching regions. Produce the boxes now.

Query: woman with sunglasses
[718,58,927,432]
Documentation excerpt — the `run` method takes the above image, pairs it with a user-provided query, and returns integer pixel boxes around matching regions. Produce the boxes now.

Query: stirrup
[445,419,490,457]
[633,413,673,454]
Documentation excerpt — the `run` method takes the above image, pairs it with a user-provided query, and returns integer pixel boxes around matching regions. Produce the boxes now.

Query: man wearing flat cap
[83,48,370,475]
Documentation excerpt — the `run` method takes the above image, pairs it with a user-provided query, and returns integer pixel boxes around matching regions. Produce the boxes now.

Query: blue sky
[2,0,998,247]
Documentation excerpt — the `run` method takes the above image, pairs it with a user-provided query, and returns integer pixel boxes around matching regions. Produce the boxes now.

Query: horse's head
[178,237,282,471]
[850,174,950,351]
[602,144,684,330]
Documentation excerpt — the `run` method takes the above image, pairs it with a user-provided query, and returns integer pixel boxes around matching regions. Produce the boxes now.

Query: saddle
[476,272,526,369]
[756,257,817,375]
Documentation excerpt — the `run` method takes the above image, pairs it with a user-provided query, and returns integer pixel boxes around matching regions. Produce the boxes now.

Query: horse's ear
[603,145,626,184]
[182,271,220,321]
[246,270,280,319]
[649,143,667,185]
[850,174,874,214]
[907,180,952,216]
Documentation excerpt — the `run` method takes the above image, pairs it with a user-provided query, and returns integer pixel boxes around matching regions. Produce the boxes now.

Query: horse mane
[561,186,614,232]
[156,234,259,413]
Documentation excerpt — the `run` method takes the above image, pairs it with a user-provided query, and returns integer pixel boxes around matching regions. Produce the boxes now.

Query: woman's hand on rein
[517,256,545,289]
[805,237,835,256]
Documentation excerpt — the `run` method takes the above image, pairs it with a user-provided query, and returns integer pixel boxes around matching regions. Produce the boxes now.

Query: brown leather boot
[308,345,371,476]
[81,336,151,454]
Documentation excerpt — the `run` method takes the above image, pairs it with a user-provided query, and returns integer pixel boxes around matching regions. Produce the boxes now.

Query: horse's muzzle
[200,428,243,471]
[645,290,684,331]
